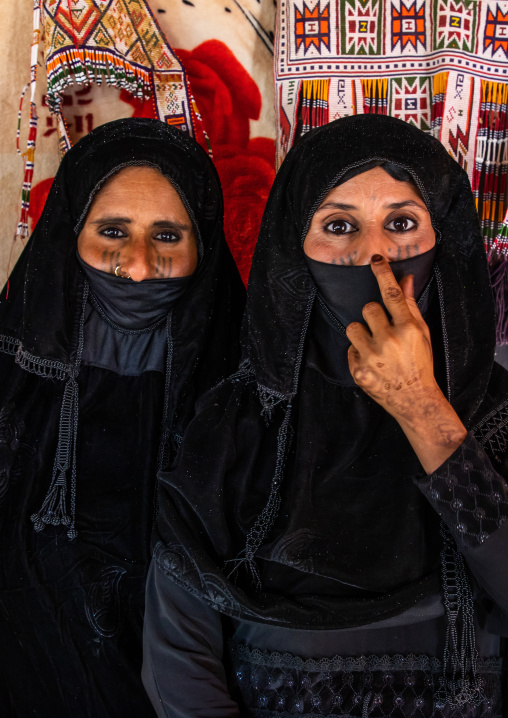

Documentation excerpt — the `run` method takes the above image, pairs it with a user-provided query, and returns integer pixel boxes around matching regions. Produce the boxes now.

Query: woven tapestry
[15,0,207,239]
[275,0,508,261]
[43,0,207,151]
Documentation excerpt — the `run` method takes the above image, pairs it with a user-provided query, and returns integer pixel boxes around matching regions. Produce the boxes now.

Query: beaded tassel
[16,0,41,239]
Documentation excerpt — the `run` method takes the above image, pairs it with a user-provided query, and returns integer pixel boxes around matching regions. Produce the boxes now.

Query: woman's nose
[121,237,153,281]
[357,227,390,265]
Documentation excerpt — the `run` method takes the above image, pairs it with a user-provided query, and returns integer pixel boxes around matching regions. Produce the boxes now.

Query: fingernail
[371,254,383,263]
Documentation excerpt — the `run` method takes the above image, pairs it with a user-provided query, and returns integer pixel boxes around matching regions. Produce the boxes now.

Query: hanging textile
[15,0,208,241]
[275,0,508,271]
[42,0,207,152]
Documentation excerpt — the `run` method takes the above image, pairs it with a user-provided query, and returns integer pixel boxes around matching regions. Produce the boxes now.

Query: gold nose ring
[114,265,131,279]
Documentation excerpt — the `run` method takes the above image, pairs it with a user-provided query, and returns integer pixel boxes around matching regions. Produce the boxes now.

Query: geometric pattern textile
[13,0,208,241]
[275,0,508,256]
[42,0,207,154]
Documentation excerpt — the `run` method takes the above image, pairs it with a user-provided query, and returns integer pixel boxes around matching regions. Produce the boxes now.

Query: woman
[144,114,508,717]
[0,117,244,716]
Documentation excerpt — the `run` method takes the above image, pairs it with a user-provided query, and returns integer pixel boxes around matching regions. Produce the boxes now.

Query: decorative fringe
[491,206,508,257]
[45,48,152,114]
[361,78,388,115]
[431,72,448,139]
[489,255,508,345]
[435,524,484,710]
[301,79,330,135]
[15,348,70,381]
[0,334,19,357]
[474,81,508,254]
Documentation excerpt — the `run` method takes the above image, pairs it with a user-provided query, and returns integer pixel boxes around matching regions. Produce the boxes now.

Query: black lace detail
[416,435,508,547]
[0,333,19,357]
[153,541,260,620]
[473,399,508,458]
[231,642,502,717]
[230,358,256,384]
[84,566,126,638]
[0,405,36,506]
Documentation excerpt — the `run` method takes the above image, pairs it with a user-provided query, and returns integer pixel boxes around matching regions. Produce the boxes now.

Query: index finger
[369,254,412,324]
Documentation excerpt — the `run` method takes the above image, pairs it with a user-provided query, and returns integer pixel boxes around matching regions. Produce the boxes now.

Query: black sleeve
[414,432,508,624]
[142,561,240,718]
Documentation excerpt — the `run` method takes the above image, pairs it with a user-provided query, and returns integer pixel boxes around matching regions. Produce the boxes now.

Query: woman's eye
[386,216,417,232]
[325,220,357,235]
[154,230,180,243]
[100,227,126,239]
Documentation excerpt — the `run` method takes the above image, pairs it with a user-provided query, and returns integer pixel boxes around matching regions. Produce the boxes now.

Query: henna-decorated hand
[346,254,467,473]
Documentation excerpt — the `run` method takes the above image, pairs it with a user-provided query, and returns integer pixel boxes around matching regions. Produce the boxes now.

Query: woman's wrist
[393,387,467,474]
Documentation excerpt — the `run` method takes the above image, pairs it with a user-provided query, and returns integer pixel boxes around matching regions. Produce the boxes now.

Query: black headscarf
[1,117,243,422]
[0,118,244,717]
[153,114,500,637]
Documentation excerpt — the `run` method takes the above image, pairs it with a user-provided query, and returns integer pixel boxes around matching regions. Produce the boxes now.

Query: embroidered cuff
[415,432,508,547]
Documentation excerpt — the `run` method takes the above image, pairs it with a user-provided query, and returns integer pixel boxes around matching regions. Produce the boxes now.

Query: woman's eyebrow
[152,220,192,230]
[91,216,131,224]
[316,202,356,211]
[385,200,426,210]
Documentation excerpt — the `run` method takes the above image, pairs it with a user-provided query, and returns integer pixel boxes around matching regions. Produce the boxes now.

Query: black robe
[0,118,245,717]
[146,115,508,717]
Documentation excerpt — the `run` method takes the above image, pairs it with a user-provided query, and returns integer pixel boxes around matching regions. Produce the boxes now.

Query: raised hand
[346,254,467,473]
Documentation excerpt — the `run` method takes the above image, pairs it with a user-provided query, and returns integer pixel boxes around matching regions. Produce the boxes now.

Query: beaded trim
[231,642,502,675]
[15,348,71,381]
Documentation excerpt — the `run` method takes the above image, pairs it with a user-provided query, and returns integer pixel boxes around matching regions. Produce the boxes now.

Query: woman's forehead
[317,167,426,208]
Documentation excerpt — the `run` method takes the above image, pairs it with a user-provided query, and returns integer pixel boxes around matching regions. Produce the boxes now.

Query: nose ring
[114,265,131,279]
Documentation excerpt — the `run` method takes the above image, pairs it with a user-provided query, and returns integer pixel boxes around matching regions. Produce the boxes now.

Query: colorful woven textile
[14,0,208,242]
[275,0,508,258]
[42,0,207,153]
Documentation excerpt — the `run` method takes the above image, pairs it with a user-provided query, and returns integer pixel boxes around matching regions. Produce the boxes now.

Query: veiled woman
[144,114,508,717]
[0,117,244,716]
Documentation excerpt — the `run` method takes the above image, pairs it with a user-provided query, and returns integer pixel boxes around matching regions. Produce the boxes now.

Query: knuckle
[385,285,403,301]
[352,366,375,386]
[346,321,362,337]
[362,301,381,314]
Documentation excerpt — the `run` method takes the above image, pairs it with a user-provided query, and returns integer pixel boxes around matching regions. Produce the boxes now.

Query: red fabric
[177,41,275,285]
[28,177,54,232]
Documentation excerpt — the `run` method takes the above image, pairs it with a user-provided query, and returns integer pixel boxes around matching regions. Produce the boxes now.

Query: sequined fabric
[230,642,503,718]
[415,434,508,548]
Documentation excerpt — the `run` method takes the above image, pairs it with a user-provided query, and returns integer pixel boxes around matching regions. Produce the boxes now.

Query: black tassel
[30,281,88,540]
[435,523,484,711]
[31,377,79,539]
